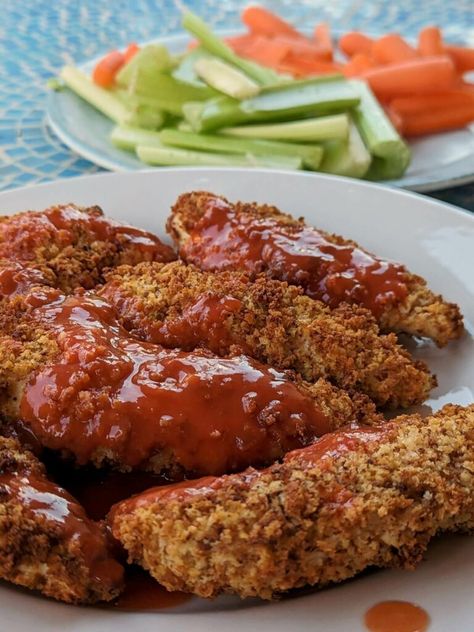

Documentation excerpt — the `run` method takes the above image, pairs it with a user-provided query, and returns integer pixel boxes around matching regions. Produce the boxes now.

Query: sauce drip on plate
[365,600,430,632]
[112,567,192,611]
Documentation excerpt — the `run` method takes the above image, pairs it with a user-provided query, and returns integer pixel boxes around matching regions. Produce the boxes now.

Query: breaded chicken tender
[167,191,463,347]
[109,404,474,600]
[0,204,175,293]
[101,260,435,408]
[0,287,380,476]
[0,436,123,603]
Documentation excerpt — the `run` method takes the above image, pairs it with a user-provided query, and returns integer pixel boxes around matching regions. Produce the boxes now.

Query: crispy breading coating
[0,204,175,293]
[110,403,474,600]
[101,261,435,408]
[167,191,463,347]
[0,290,381,474]
[0,436,123,603]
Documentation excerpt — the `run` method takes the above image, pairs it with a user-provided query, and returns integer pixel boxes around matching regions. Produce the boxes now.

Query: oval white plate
[0,169,473,632]
[46,32,474,193]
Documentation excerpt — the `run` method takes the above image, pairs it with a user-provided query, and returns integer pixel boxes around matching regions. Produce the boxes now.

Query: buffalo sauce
[20,292,331,475]
[0,471,124,590]
[102,282,244,352]
[112,566,192,611]
[0,261,50,298]
[109,425,389,519]
[181,196,409,317]
[0,205,175,264]
[365,600,430,632]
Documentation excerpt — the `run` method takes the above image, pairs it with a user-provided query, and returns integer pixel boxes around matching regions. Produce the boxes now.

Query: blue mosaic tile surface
[0,0,473,210]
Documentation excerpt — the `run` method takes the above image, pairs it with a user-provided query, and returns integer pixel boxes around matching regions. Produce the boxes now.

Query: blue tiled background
[0,0,473,210]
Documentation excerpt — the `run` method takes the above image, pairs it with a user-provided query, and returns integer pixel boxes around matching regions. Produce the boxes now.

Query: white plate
[46,31,474,193]
[0,169,473,631]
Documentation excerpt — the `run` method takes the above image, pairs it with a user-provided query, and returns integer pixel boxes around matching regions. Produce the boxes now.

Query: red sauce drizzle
[102,283,244,352]
[0,261,50,299]
[113,567,191,611]
[0,205,175,266]
[110,423,390,519]
[20,292,331,475]
[181,197,408,316]
[365,601,430,632]
[0,472,123,590]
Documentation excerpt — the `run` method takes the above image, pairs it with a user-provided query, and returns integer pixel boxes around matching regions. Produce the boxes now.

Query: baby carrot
[92,50,125,87]
[402,103,474,136]
[242,6,303,39]
[339,32,374,57]
[225,34,255,54]
[342,53,375,77]
[280,56,342,77]
[235,35,290,68]
[271,35,331,59]
[418,26,443,56]
[390,91,474,116]
[124,43,140,62]
[383,105,405,134]
[313,23,333,60]
[371,34,418,64]
[445,45,474,72]
[363,56,456,97]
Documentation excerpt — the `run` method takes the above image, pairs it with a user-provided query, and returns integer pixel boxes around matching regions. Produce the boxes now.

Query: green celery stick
[221,114,349,142]
[136,145,303,169]
[320,120,372,177]
[350,79,410,180]
[185,96,243,132]
[172,47,214,87]
[194,57,261,99]
[116,90,186,117]
[177,121,193,132]
[125,104,165,130]
[182,11,281,86]
[182,101,207,128]
[242,78,357,115]
[60,66,131,124]
[186,79,359,132]
[159,128,323,169]
[125,73,215,105]
[111,125,164,151]
[116,45,175,87]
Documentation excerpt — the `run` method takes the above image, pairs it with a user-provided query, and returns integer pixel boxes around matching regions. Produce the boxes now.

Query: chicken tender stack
[101,260,435,408]
[168,191,463,347]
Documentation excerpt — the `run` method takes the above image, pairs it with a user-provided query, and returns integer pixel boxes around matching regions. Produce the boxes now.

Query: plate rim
[1,166,473,221]
[0,167,473,631]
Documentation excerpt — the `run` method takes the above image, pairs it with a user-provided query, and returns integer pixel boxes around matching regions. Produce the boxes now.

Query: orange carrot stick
[371,33,418,64]
[313,23,333,60]
[280,55,342,77]
[418,26,443,56]
[342,53,376,77]
[270,35,331,59]
[236,35,291,68]
[445,45,474,72]
[363,56,456,97]
[383,106,405,134]
[225,34,256,53]
[390,91,474,116]
[338,32,374,57]
[242,6,303,39]
[92,50,125,87]
[402,104,474,136]
[124,43,140,63]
